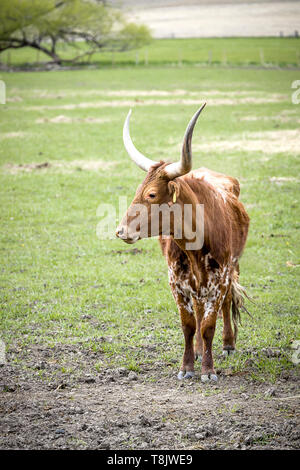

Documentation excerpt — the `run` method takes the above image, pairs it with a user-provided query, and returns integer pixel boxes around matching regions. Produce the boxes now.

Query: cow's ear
[168,181,180,203]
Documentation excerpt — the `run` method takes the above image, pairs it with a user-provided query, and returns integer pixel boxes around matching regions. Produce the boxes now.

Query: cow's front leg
[200,307,218,383]
[170,286,196,379]
[193,298,204,361]
[178,302,196,379]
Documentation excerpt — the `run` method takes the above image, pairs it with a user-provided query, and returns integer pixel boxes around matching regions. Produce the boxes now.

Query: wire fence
[1,40,300,69]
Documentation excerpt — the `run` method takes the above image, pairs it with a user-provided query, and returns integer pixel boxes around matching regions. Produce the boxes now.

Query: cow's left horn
[123,109,158,172]
[165,103,206,179]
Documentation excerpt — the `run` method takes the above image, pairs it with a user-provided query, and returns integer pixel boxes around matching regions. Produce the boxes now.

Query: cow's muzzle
[116,226,139,244]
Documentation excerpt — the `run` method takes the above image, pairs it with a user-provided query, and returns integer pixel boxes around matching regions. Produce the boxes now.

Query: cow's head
[116,104,206,244]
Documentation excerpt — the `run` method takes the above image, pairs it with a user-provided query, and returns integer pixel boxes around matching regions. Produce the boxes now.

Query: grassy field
[1,37,300,68]
[0,62,299,386]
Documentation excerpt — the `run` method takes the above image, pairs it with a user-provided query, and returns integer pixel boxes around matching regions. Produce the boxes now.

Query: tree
[0,0,152,65]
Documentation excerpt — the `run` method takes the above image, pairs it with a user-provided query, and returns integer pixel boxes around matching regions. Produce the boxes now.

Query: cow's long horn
[123,109,158,172]
[165,103,206,179]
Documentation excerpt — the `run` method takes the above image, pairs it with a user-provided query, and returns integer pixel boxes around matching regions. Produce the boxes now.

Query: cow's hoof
[178,370,195,380]
[201,373,218,383]
[222,349,235,357]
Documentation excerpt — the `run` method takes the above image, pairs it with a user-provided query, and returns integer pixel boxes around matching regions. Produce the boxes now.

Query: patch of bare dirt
[241,115,300,124]
[242,109,300,124]
[36,115,110,124]
[191,129,300,155]
[31,89,190,99]
[0,344,299,450]
[29,89,286,99]
[6,96,23,103]
[0,132,28,140]
[24,95,288,111]
[3,160,117,174]
[269,176,300,185]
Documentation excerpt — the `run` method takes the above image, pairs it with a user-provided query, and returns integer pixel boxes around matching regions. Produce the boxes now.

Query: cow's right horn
[123,109,158,172]
[165,103,206,179]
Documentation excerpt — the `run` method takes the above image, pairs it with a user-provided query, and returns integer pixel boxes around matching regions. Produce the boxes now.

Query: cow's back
[187,167,240,198]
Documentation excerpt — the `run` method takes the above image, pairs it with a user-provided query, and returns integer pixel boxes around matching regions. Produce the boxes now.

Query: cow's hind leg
[222,285,236,357]
[199,284,229,383]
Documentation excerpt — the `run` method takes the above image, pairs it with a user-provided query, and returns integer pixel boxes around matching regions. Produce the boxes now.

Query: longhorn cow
[116,105,250,382]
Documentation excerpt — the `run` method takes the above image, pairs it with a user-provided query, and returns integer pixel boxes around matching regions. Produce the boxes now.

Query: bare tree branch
[0,0,151,65]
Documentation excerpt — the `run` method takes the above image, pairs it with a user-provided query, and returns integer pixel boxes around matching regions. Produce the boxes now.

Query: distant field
[122,1,300,38]
[1,37,300,68]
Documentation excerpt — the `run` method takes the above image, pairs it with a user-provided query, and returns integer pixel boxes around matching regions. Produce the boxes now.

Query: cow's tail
[231,270,253,341]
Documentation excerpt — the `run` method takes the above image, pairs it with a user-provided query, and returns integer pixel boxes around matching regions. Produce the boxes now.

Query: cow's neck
[171,181,203,288]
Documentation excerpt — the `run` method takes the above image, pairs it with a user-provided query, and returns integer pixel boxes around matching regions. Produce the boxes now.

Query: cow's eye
[149,193,156,199]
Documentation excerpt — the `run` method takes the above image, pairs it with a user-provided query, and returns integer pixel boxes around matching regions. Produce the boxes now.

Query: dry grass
[27,89,286,99]
[36,115,110,124]
[0,132,28,139]
[3,160,118,174]
[23,95,288,111]
[191,129,300,155]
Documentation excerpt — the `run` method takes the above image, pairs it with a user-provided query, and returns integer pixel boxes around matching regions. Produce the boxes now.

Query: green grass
[1,37,300,68]
[0,63,299,383]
